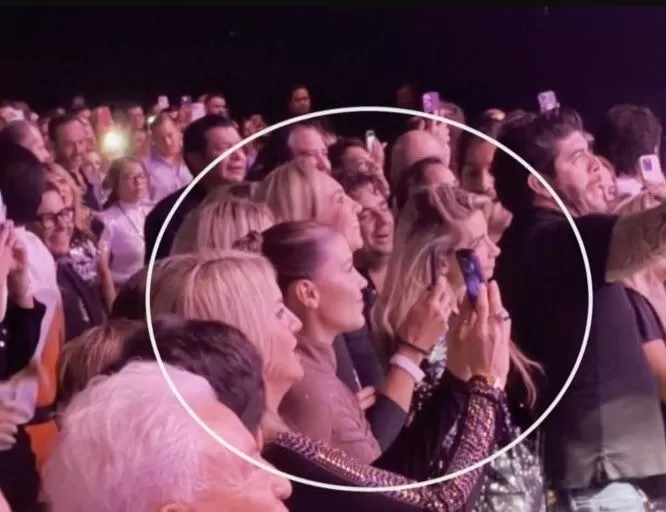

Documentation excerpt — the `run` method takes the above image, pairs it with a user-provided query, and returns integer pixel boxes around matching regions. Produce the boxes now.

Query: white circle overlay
[145,106,593,493]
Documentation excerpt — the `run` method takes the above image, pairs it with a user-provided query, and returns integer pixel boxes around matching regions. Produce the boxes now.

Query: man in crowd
[288,85,311,117]
[493,109,666,507]
[48,114,101,210]
[287,123,331,173]
[203,92,228,117]
[144,114,247,261]
[42,362,291,512]
[126,102,147,132]
[595,104,663,200]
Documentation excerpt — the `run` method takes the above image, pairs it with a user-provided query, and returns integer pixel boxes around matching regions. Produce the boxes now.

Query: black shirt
[144,184,208,263]
[495,207,666,490]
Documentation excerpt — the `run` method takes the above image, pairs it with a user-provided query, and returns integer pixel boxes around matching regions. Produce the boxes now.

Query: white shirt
[99,201,153,286]
[142,152,192,203]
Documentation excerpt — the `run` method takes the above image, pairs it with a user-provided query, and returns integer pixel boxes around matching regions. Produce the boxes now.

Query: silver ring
[495,311,510,322]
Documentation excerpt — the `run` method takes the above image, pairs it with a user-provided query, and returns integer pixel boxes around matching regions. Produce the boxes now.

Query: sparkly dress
[412,338,545,512]
[266,377,503,512]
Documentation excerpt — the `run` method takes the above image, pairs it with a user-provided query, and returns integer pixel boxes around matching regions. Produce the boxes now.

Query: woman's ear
[288,279,320,310]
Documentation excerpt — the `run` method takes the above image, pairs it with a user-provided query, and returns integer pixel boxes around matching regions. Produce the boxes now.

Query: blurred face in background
[54,119,88,172]
[22,124,51,163]
[82,151,103,179]
[289,87,311,116]
[461,139,497,198]
[152,118,182,159]
[117,160,148,203]
[31,190,74,257]
[205,95,228,116]
[131,129,148,157]
[288,126,331,173]
[127,106,145,132]
[396,84,417,110]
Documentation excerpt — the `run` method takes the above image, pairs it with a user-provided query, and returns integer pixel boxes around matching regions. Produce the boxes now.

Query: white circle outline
[145,106,593,493]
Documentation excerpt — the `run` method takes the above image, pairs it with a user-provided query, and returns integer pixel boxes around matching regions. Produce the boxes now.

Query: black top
[495,207,666,490]
[143,183,208,263]
[0,300,46,379]
[57,263,107,342]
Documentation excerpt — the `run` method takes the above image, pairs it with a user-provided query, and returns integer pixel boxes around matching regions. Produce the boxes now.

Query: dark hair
[125,101,143,111]
[0,120,32,146]
[203,92,225,104]
[289,84,309,97]
[110,267,150,320]
[109,315,266,435]
[182,114,235,170]
[457,114,505,174]
[595,104,663,178]
[492,108,584,215]
[334,169,383,197]
[0,142,47,225]
[328,137,366,170]
[394,156,444,212]
[71,105,89,116]
[258,220,338,293]
[48,113,81,143]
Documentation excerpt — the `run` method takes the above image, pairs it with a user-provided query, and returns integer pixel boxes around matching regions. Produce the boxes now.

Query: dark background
[2,5,666,135]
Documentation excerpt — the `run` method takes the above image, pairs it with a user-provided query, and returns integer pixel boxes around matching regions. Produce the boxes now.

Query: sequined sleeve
[275,379,502,511]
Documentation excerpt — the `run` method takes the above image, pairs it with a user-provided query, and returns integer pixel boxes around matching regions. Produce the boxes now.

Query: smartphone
[537,90,559,114]
[639,154,666,185]
[455,249,485,305]
[365,129,377,151]
[422,91,441,114]
[157,95,169,110]
[5,108,24,122]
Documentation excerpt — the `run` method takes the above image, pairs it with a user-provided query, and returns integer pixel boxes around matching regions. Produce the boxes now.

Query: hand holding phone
[157,95,169,111]
[537,90,559,114]
[639,154,666,186]
[455,249,485,305]
[422,92,441,114]
[365,129,377,151]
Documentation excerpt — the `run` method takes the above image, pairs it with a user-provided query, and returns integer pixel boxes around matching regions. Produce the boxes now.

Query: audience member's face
[598,160,618,207]
[201,126,247,183]
[350,183,394,259]
[315,172,363,251]
[264,279,304,406]
[78,109,92,121]
[118,161,148,203]
[153,119,182,158]
[340,145,371,171]
[205,96,228,116]
[128,106,146,131]
[83,151,102,175]
[448,210,500,288]
[290,127,331,173]
[132,130,148,156]
[461,140,497,197]
[309,233,368,333]
[54,120,88,171]
[31,190,74,257]
[289,88,311,116]
[187,402,291,512]
[46,166,75,207]
[23,124,51,163]
[551,131,606,215]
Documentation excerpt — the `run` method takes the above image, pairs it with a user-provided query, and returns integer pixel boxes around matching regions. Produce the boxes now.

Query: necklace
[117,203,146,240]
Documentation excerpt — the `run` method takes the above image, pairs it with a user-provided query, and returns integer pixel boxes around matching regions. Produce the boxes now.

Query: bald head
[0,120,51,163]
[390,130,449,186]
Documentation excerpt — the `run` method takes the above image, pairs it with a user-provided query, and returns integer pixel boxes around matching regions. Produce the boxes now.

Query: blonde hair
[57,318,143,407]
[44,161,96,240]
[149,251,288,438]
[373,184,541,407]
[171,187,275,254]
[103,157,147,208]
[615,186,666,333]
[254,159,330,222]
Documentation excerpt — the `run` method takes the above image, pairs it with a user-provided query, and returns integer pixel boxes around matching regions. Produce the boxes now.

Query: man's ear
[527,173,553,202]
[289,279,320,310]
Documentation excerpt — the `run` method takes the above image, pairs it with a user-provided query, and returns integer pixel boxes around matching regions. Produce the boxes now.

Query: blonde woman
[373,184,544,510]
[170,186,274,254]
[44,163,115,310]
[56,318,143,407]
[148,249,509,511]
[99,158,153,286]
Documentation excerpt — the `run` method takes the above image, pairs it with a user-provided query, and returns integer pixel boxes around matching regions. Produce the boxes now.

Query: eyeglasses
[35,206,74,229]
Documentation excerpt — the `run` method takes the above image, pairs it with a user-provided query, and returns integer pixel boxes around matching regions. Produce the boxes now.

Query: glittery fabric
[413,336,546,512]
[276,379,501,511]
[59,236,101,285]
